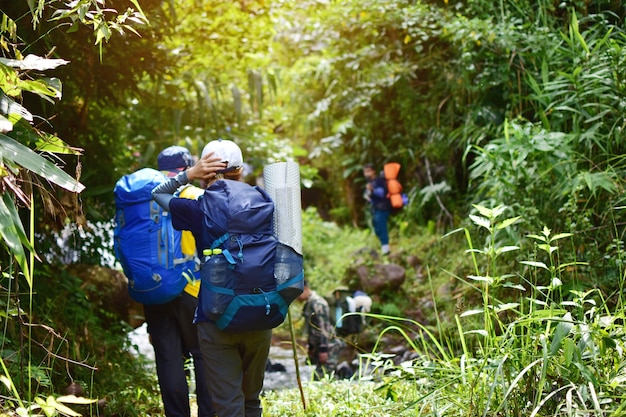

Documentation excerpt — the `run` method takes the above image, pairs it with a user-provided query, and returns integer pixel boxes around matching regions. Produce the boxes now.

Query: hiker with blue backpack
[114,146,215,417]
[152,139,303,417]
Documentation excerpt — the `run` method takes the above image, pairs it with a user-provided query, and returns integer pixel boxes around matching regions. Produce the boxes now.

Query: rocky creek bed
[128,323,315,392]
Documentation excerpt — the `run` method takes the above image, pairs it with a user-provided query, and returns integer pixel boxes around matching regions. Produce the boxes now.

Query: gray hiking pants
[197,321,272,417]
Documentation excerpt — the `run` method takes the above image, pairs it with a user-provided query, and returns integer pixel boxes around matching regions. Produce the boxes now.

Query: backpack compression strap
[208,232,243,266]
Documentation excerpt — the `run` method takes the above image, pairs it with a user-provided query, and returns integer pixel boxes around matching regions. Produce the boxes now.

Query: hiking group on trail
[114,141,383,416]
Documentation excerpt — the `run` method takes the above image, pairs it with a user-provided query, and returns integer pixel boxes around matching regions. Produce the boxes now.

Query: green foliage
[300,207,375,295]
[268,203,626,416]
[0,2,155,415]
[469,120,578,229]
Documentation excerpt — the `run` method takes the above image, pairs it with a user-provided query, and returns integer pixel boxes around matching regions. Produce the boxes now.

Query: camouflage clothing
[301,290,344,370]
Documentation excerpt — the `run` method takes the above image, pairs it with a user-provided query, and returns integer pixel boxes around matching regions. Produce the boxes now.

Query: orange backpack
[383,162,404,209]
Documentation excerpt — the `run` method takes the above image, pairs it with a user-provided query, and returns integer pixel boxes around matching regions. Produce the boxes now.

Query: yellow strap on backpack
[179,185,205,298]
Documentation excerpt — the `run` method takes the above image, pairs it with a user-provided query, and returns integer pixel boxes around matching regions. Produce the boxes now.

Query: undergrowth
[266,204,626,416]
[4,204,626,416]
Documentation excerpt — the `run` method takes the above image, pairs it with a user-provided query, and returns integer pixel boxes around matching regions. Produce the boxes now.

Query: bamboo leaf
[570,13,590,55]
[0,54,69,71]
[0,135,85,193]
[2,193,34,252]
[0,93,33,121]
[19,77,62,100]
[0,194,31,286]
[35,133,83,155]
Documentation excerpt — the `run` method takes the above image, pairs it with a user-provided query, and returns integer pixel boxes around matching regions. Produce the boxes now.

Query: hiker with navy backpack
[114,146,215,417]
[152,139,303,417]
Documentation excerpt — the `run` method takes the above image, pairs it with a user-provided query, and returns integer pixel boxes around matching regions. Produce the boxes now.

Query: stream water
[128,323,314,391]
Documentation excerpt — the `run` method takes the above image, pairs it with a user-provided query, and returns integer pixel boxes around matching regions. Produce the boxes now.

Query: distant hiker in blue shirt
[363,163,392,255]
[152,140,272,417]
[144,146,215,417]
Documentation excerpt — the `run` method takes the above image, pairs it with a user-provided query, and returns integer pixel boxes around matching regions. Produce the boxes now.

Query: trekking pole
[288,308,306,410]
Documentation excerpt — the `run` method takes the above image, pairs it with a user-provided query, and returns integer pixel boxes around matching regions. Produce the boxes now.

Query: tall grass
[266,204,626,416]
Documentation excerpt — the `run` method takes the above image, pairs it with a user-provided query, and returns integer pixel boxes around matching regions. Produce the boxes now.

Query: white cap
[201,139,244,169]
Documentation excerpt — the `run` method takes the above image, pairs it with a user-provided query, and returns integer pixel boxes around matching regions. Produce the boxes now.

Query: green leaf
[0,54,69,71]
[2,193,34,252]
[35,133,83,155]
[0,194,31,286]
[563,338,575,366]
[460,309,483,317]
[526,233,547,243]
[550,312,574,356]
[550,232,573,242]
[56,395,98,405]
[502,282,526,291]
[128,0,147,21]
[0,135,85,193]
[494,303,519,313]
[0,375,13,391]
[44,396,82,416]
[472,204,493,218]
[464,330,488,337]
[469,214,490,230]
[520,260,549,270]
[0,93,33,121]
[537,243,556,254]
[496,216,521,230]
[18,78,61,102]
[496,245,519,255]
[467,275,493,283]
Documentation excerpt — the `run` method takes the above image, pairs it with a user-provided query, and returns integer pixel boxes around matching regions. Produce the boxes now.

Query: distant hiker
[297,280,348,379]
[152,139,274,417]
[363,163,392,255]
[330,288,372,337]
[115,145,214,417]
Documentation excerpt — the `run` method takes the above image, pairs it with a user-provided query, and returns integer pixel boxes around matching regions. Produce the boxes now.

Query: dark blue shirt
[367,176,392,211]
[169,197,208,255]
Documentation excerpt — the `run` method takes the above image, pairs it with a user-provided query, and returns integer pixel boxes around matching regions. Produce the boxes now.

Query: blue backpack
[113,168,195,305]
[199,179,304,332]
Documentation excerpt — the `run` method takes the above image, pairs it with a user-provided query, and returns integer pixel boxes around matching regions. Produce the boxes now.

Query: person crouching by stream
[297,280,348,379]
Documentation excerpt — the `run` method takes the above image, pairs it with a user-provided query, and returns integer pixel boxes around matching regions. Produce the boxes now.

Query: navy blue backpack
[199,179,304,332]
[114,168,195,305]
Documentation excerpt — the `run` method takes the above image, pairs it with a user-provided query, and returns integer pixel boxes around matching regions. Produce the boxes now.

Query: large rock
[358,263,406,293]
[66,264,144,328]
